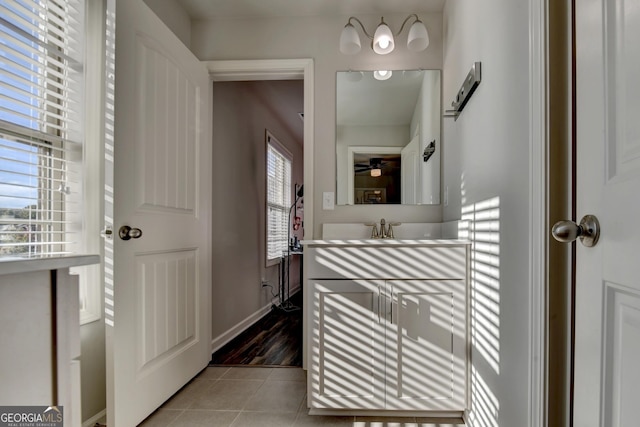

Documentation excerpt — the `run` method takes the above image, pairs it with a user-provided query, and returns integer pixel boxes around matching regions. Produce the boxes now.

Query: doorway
[205,59,314,368]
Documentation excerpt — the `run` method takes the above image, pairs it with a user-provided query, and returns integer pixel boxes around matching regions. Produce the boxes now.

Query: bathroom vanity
[303,239,470,416]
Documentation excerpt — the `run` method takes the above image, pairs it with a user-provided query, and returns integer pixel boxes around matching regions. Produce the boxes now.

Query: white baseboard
[82,409,106,427]
[210,287,302,355]
[210,304,272,354]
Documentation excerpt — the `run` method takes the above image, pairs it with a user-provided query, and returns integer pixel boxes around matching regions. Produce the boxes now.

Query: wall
[211,80,304,339]
[191,13,444,237]
[442,1,533,426]
[410,71,441,205]
[143,0,191,47]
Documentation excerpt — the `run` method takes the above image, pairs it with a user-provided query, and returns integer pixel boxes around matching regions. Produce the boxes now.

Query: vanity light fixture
[370,168,382,177]
[339,14,429,55]
[373,70,393,81]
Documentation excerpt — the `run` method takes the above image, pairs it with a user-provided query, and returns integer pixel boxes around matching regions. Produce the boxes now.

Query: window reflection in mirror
[336,70,441,205]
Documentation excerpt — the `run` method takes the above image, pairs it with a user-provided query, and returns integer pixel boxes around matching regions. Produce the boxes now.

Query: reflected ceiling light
[373,70,392,81]
[339,14,429,55]
[371,168,382,177]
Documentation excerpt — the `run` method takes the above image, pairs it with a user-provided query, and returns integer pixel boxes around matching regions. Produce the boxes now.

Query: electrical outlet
[323,192,335,210]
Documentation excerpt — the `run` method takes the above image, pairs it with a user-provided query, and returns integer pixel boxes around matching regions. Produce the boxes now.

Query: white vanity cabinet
[304,240,470,415]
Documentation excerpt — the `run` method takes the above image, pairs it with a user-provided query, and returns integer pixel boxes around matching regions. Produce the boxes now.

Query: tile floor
[138,366,464,427]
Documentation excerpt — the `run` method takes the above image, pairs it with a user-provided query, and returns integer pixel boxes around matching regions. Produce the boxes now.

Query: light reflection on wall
[459,197,500,374]
[459,197,501,427]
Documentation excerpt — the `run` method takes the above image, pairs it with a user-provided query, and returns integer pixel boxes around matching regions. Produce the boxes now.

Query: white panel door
[385,280,466,411]
[106,0,211,425]
[310,279,385,410]
[574,1,640,425]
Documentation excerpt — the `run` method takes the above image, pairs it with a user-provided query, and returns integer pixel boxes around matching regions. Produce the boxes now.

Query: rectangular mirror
[336,70,441,205]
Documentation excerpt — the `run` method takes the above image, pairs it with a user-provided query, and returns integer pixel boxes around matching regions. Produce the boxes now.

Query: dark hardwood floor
[209,292,302,366]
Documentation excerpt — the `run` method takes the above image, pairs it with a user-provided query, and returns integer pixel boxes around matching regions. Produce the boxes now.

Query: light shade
[407,19,429,51]
[373,20,395,54]
[373,70,393,81]
[340,23,361,55]
[370,168,382,177]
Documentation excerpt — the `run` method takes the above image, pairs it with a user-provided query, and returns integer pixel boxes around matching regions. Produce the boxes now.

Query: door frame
[528,0,548,426]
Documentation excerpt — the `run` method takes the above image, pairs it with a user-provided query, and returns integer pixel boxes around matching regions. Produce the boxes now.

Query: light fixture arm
[345,16,374,40]
[396,14,421,36]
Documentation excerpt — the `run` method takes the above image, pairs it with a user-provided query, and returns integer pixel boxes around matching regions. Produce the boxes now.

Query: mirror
[336,70,441,205]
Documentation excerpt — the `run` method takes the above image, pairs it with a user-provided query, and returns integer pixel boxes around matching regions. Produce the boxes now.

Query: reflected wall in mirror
[336,70,441,205]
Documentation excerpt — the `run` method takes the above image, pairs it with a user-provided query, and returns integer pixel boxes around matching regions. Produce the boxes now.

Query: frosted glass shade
[407,20,429,51]
[370,168,382,177]
[373,22,395,54]
[340,23,361,55]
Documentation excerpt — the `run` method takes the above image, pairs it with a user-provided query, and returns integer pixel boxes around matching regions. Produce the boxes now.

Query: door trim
[528,0,549,426]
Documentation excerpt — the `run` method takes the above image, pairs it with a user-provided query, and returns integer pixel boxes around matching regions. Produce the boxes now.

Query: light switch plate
[322,192,335,210]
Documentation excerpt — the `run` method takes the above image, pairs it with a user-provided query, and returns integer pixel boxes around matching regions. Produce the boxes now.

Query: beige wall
[191,13,444,237]
[211,80,304,339]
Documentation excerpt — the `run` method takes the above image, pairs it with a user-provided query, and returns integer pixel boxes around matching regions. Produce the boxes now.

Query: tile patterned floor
[138,366,464,427]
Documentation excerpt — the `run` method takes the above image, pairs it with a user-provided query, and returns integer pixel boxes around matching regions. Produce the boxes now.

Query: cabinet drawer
[306,245,467,279]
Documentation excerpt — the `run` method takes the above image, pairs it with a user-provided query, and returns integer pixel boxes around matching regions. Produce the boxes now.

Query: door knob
[552,214,600,247]
[119,225,143,240]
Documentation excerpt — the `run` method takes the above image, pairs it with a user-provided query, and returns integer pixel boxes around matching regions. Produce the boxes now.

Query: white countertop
[0,254,100,276]
[301,239,470,247]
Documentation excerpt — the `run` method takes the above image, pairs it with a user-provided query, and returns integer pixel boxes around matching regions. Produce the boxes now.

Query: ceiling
[175,0,445,20]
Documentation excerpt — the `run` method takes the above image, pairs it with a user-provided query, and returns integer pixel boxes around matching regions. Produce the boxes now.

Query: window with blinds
[266,132,291,264]
[0,0,85,258]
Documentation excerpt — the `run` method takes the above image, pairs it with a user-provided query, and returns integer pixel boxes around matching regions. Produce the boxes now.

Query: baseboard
[82,409,106,427]
[210,304,272,354]
[210,287,302,355]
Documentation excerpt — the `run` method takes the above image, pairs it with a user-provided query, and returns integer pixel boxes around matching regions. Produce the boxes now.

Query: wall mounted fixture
[423,140,436,162]
[339,14,429,55]
[445,62,482,120]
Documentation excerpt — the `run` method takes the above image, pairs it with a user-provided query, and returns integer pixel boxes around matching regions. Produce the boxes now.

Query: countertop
[301,239,471,247]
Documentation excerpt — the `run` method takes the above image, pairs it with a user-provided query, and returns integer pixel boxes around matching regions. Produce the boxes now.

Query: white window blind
[0,0,85,258]
[266,132,291,264]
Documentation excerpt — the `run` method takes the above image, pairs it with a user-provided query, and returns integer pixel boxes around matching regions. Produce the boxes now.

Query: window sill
[0,255,100,276]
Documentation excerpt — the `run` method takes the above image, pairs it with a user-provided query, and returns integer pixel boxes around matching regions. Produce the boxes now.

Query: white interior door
[105,0,211,425]
[573,1,640,425]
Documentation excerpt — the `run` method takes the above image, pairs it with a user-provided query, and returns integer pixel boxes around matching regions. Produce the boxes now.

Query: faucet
[379,218,387,238]
[365,219,401,239]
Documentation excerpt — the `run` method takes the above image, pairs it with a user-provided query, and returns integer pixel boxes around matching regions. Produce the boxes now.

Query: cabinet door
[310,279,385,409]
[385,280,467,410]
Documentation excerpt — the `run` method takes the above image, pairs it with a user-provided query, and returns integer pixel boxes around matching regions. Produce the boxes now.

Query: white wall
[442,1,533,426]
[191,13,444,237]
[211,80,304,339]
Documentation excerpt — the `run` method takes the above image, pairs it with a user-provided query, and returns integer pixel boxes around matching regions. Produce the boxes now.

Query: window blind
[0,0,85,258]
[266,134,291,263]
